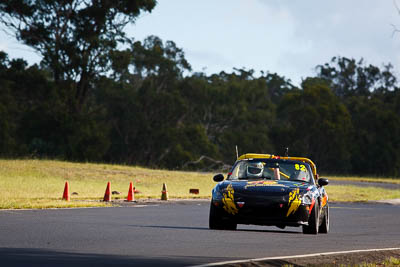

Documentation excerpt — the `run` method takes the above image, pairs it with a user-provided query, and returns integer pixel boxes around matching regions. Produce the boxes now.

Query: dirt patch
[223,249,400,267]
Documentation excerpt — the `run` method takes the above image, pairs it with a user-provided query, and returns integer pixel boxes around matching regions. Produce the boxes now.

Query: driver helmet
[246,162,264,178]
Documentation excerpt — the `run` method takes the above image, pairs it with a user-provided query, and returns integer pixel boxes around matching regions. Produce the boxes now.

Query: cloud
[0,31,10,51]
[185,48,235,73]
[1,0,399,83]
[255,0,400,83]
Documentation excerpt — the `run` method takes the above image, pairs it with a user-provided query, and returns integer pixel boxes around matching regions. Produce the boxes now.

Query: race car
[209,153,329,234]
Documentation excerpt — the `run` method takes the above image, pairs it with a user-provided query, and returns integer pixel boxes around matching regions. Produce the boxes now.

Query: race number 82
[295,164,306,171]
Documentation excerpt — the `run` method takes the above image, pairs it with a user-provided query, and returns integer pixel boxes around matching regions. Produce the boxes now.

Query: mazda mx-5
[209,153,329,234]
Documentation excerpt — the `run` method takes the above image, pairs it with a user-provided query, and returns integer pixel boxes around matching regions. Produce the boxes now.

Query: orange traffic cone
[62,181,70,201]
[161,183,168,201]
[127,182,135,202]
[103,181,111,202]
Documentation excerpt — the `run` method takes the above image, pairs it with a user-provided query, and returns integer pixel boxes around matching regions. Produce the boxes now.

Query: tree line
[1,45,399,176]
[0,1,399,176]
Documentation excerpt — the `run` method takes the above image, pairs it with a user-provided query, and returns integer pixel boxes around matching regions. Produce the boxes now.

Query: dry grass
[327,185,400,202]
[283,256,400,267]
[0,159,399,209]
[328,176,400,184]
[0,159,214,209]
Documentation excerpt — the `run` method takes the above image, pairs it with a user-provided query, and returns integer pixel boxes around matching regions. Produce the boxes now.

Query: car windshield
[229,160,312,183]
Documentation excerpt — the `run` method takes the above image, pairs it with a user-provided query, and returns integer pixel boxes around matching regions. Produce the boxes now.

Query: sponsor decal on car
[286,188,302,217]
[222,184,238,215]
[291,183,307,187]
[244,180,283,188]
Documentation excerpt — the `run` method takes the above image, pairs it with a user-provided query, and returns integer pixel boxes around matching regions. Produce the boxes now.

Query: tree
[99,36,221,168]
[0,52,17,155]
[181,69,277,164]
[347,95,400,176]
[316,56,397,98]
[0,50,111,160]
[263,72,295,104]
[0,0,157,112]
[273,78,352,173]
[316,57,400,175]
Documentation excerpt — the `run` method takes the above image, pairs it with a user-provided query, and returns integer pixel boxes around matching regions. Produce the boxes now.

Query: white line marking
[132,204,160,208]
[190,247,400,267]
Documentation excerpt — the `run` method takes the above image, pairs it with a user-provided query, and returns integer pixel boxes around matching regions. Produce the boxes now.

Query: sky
[1,0,400,86]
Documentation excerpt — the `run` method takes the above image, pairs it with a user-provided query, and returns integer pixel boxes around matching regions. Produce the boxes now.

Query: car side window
[288,163,311,182]
[229,161,246,180]
[262,167,275,179]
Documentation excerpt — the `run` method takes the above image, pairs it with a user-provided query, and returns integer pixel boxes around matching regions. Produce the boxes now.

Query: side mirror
[318,178,329,187]
[213,174,224,182]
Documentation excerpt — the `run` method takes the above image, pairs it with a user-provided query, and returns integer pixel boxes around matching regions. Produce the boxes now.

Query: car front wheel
[319,204,329,234]
[209,201,237,230]
[303,201,319,234]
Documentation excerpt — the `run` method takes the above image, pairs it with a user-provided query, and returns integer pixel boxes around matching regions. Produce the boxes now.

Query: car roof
[237,153,317,177]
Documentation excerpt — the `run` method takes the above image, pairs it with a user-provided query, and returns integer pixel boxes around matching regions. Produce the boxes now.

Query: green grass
[0,159,399,209]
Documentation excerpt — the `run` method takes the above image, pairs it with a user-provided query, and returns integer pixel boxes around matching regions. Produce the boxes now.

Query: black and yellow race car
[209,153,329,234]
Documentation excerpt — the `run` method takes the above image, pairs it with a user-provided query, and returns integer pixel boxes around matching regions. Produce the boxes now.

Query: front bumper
[212,198,311,227]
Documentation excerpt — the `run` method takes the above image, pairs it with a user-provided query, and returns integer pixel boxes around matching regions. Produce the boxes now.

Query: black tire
[209,201,223,229]
[209,201,237,230]
[303,201,319,235]
[318,204,329,234]
[225,221,237,231]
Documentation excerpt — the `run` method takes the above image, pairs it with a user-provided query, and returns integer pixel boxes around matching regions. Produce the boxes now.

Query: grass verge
[277,250,400,267]
[0,159,213,209]
[0,159,399,209]
[328,176,400,184]
[281,256,400,267]
[326,185,400,202]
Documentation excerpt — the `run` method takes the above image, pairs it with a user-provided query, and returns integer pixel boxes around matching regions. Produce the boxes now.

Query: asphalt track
[0,201,399,266]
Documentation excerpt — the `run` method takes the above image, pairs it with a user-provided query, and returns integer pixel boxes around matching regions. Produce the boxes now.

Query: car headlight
[301,193,313,205]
